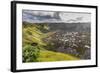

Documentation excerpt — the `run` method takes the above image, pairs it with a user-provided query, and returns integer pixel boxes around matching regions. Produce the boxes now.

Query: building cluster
[46,31,91,59]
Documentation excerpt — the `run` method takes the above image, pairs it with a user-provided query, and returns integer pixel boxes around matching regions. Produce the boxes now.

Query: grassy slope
[23,23,79,62]
[37,50,79,62]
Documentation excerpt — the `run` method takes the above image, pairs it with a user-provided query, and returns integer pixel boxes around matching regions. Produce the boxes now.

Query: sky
[22,10,91,23]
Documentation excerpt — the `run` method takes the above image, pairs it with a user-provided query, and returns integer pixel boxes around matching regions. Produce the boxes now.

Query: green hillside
[22,22,79,63]
[37,50,79,62]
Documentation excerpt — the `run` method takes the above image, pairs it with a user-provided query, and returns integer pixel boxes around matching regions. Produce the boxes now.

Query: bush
[22,45,40,62]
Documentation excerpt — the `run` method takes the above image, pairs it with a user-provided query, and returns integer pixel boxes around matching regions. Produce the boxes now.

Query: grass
[37,50,79,62]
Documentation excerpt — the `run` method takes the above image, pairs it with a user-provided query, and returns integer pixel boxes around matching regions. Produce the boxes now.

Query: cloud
[22,10,91,23]
[76,17,83,21]
[67,17,84,23]
[22,10,62,23]
[67,19,77,22]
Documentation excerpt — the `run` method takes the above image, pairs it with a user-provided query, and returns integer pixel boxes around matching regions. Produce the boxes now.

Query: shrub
[22,45,40,62]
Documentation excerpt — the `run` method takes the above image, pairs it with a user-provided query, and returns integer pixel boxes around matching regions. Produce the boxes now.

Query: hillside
[22,22,80,63]
[37,50,79,62]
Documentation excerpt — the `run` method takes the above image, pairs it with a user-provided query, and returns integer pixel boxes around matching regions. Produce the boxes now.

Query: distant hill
[23,22,90,32]
[47,23,91,32]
